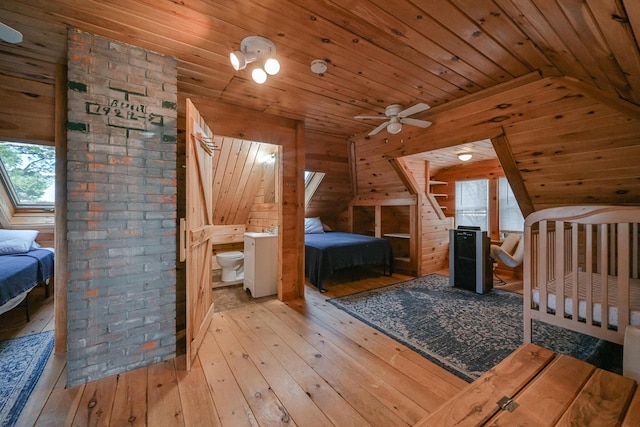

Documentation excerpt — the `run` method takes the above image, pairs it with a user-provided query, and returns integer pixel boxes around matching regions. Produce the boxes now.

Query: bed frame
[523,206,640,345]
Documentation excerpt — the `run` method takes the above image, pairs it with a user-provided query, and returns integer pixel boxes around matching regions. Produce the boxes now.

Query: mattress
[0,248,54,307]
[305,232,393,288]
[531,271,640,327]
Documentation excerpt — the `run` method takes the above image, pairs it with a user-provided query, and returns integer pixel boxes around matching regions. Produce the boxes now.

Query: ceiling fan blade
[400,117,432,128]
[368,121,390,136]
[0,22,23,44]
[398,103,430,118]
[354,115,386,120]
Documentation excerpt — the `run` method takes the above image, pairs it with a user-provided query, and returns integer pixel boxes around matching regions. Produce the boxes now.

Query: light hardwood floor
[6,270,483,426]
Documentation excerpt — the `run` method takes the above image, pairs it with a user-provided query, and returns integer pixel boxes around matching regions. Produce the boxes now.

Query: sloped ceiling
[1,0,640,210]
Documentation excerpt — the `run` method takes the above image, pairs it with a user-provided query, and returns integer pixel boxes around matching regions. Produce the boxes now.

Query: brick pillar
[66,29,177,386]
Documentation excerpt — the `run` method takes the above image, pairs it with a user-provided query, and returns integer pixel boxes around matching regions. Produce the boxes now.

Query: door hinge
[497,396,519,412]
[180,218,186,262]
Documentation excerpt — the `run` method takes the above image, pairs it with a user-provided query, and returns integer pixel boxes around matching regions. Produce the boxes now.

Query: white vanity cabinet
[243,232,278,298]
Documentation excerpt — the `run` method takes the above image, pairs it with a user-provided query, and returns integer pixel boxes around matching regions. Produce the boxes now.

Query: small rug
[329,274,622,382]
[0,330,54,427]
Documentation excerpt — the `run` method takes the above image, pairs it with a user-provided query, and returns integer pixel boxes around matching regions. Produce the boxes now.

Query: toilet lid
[217,251,243,259]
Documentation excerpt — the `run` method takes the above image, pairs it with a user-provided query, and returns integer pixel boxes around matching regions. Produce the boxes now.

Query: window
[499,177,524,234]
[0,141,55,209]
[455,179,488,231]
[304,170,325,209]
[304,170,314,186]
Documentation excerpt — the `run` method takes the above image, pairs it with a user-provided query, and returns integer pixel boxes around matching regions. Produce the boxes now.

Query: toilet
[216,251,244,282]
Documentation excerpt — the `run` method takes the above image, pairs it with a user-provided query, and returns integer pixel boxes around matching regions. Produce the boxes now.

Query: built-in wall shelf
[384,232,410,239]
[349,202,417,276]
[428,179,448,214]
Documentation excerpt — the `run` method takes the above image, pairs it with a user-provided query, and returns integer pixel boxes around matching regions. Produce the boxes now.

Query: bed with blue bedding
[0,248,54,317]
[305,231,393,292]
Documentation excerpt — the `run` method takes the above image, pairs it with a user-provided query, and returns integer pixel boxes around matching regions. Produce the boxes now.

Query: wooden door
[184,99,216,370]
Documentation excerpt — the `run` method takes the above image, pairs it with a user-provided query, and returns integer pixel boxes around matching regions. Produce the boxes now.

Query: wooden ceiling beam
[492,134,534,218]
[558,77,640,118]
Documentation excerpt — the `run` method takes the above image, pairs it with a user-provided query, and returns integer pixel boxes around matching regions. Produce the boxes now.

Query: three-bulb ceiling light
[230,36,280,84]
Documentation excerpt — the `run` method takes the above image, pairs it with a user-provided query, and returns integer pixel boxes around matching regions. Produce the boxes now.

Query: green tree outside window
[0,142,55,206]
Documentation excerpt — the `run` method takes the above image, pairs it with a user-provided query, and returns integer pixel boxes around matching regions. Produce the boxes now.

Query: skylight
[0,141,55,209]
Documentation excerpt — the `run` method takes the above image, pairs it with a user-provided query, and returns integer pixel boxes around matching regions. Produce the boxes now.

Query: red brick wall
[66,29,177,386]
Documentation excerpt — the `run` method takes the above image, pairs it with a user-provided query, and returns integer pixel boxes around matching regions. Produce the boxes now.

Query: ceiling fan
[355,103,432,136]
[0,22,23,44]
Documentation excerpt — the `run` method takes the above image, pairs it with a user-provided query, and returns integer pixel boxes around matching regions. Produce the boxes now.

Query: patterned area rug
[0,330,54,426]
[329,274,622,382]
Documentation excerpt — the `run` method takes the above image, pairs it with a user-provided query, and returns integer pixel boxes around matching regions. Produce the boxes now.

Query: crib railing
[524,206,640,345]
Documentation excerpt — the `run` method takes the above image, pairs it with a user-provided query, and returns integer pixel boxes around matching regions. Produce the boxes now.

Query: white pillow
[0,229,39,255]
[304,217,325,234]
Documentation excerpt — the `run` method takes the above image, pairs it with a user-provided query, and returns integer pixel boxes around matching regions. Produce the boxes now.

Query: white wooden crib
[523,205,640,345]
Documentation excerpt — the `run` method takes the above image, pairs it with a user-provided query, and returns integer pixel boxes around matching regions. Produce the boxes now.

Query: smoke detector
[310,59,327,74]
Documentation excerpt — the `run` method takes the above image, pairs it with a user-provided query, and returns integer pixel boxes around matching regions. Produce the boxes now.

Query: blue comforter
[305,232,393,289]
[0,249,54,306]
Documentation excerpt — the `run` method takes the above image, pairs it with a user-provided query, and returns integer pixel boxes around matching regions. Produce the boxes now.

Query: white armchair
[490,233,524,268]
[490,233,524,283]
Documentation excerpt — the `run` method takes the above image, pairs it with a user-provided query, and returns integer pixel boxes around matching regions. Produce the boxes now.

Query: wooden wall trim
[206,224,247,244]
[388,158,419,195]
[294,121,305,299]
[54,63,67,354]
[348,138,358,197]
[351,198,417,206]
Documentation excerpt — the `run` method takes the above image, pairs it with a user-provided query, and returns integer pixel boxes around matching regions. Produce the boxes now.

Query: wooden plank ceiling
[2,0,640,208]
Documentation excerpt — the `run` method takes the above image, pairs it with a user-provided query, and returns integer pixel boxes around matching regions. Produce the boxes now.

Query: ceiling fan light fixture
[386,121,402,134]
[458,153,473,162]
[355,102,431,136]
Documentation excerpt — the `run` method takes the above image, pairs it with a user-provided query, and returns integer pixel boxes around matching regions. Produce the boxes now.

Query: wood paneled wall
[247,167,279,233]
[417,194,452,273]
[304,131,352,230]
[210,136,278,228]
[0,74,55,144]
[352,137,415,201]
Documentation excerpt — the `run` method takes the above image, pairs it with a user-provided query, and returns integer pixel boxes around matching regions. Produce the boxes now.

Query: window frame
[454,178,490,231]
[498,176,524,237]
[453,176,523,240]
[304,170,325,209]
[0,141,55,211]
